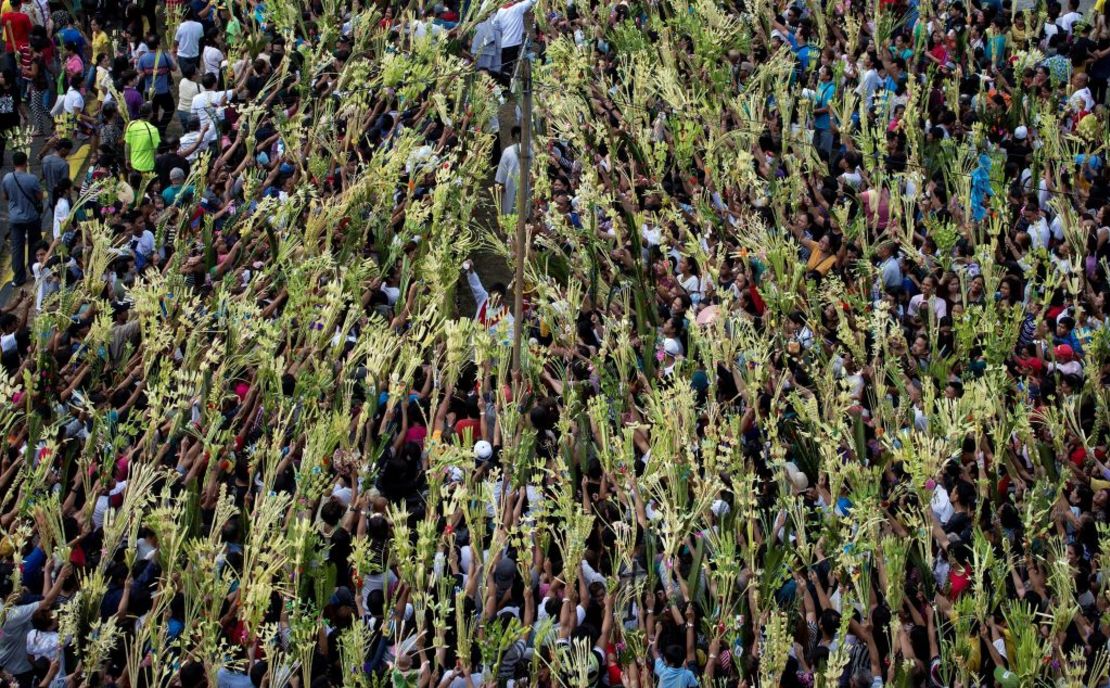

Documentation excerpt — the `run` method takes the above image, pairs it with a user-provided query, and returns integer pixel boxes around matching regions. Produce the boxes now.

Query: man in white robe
[494,125,521,215]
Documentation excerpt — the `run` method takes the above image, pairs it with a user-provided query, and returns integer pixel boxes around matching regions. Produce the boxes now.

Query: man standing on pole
[494,0,535,83]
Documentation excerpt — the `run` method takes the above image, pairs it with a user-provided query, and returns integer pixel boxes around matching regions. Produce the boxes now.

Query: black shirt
[154,152,191,187]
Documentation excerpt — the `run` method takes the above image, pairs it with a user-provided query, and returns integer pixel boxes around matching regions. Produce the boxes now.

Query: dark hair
[12,151,27,166]
[663,644,685,667]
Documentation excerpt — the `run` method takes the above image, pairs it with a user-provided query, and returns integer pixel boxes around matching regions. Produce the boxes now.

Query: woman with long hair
[21,39,49,134]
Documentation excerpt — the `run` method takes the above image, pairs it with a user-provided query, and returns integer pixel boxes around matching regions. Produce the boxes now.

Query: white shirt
[678,273,701,297]
[130,229,155,260]
[202,45,224,76]
[31,261,56,312]
[839,167,863,189]
[26,629,59,661]
[93,480,127,530]
[856,67,881,108]
[1070,86,1094,112]
[179,130,203,162]
[411,18,445,40]
[908,293,947,320]
[1027,215,1051,249]
[52,196,70,240]
[191,89,235,143]
[493,0,536,49]
[494,143,520,215]
[174,19,204,58]
[62,87,83,115]
[1057,11,1082,33]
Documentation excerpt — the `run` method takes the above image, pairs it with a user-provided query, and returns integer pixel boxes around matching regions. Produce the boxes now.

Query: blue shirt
[814,81,835,130]
[654,658,698,688]
[217,668,254,688]
[138,50,176,95]
[57,27,85,56]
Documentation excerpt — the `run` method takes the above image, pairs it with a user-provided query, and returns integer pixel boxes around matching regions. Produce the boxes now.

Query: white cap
[474,440,493,461]
[711,499,730,518]
[663,337,684,357]
[1014,126,1028,140]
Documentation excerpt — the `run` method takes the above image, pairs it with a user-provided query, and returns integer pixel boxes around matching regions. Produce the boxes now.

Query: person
[201,27,224,78]
[121,69,143,119]
[126,210,156,268]
[463,259,512,334]
[137,34,176,132]
[176,63,201,128]
[50,177,71,241]
[90,15,110,60]
[38,137,71,209]
[0,0,31,53]
[470,12,502,76]
[494,125,521,215]
[61,40,82,80]
[811,64,836,158]
[0,562,71,688]
[21,38,47,134]
[189,72,235,151]
[124,102,160,173]
[161,166,193,208]
[493,0,535,81]
[58,74,84,116]
[2,150,42,287]
[173,8,203,74]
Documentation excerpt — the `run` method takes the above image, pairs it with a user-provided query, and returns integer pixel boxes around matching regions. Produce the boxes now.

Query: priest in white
[494,125,521,215]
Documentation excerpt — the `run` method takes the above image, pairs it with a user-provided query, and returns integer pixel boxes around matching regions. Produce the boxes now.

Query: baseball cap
[1054,344,1075,361]
[474,440,493,462]
[1014,126,1028,140]
[663,337,684,357]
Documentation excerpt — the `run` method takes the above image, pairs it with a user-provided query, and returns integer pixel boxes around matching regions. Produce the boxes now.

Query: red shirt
[453,418,480,445]
[949,565,971,598]
[1,11,31,52]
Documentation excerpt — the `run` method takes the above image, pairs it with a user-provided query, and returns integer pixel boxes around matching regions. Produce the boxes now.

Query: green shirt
[124,120,160,172]
[225,17,241,45]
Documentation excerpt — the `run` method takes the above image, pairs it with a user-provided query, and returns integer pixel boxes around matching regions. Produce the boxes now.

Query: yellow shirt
[92,30,111,62]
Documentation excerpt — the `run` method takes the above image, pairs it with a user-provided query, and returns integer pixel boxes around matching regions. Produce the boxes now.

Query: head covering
[474,440,493,461]
[663,337,683,357]
[1054,344,1075,361]
[1013,125,1028,140]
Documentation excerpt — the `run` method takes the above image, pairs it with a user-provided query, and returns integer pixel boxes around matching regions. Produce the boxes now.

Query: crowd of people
[0,0,1109,686]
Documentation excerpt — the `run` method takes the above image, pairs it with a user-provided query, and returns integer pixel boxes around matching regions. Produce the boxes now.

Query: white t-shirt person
[174,19,204,59]
[191,86,235,144]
